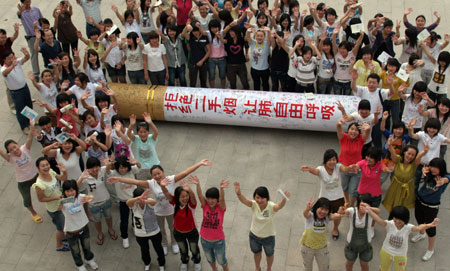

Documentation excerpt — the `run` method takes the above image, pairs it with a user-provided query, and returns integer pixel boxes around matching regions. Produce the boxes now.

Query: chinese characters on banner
[163,88,360,132]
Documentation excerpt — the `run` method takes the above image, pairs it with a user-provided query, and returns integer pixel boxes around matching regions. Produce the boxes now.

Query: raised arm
[233,182,252,207]
[111,5,126,25]
[143,112,158,140]
[273,190,290,212]
[127,114,136,141]
[336,118,345,140]
[414,143,429,167]
[303,197,316,219]
[106,176,150,187]
[300,165,320,176]
[190,176,206,206]
[174,159,212,182]
[362,202,387,227]
[351,30,365,56]
[407,119,419,140]
[412,218,439,232]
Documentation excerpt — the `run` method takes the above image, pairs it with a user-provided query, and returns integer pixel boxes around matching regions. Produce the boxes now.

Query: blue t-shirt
[40,40,62,67]
[250,40,270,70]
[382,130,410,155]
[133,135,160,169]
[416,174,449,205]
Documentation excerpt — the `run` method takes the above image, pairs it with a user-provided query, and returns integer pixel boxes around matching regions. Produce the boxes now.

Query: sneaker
[144,265,150,271]
[78,265,88,271]
[87,259,99,270]
[194,263,202,271]
[159,266,165,271]
[422,250,434,261]
[180,264,188,271]
[411,233,426,243]
[172,243,179,254]
[22,127,30,135]
[123,238,130,248]
[163,245,168,256]
[56,244,70,252]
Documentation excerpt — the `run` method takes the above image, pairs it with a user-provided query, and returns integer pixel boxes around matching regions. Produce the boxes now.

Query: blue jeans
[201,237,228,266]
[88,199,112,222]
[208,58,227,80]
[66,226,94,267]
[249,232,275,256]
[341,171,361,198]
[174,228,201,264]
[149,69,166,85]
[168,65,187,86]
[316,77,333,94]
[128,70,147,84]
[47,210,65,232]
[10,85,33,129]
[333,81,351,95]
[271,70,287,92]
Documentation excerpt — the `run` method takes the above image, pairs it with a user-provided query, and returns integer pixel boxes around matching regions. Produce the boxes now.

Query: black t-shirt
[271,46,289,72]
[40,39,62,67]
[224,36,246,64]
[344,27,370,59]
[189,34,209,64]
[0,38,13,65]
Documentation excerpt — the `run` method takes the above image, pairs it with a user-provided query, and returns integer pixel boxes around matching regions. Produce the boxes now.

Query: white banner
[162,87,360,132]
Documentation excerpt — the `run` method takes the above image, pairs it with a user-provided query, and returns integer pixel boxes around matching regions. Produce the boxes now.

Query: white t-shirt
[131,202,160,237]
[417,131,447,164]
[143,44,166,72]
[399,38,417,64]
[400,63,422,94]
[147,175,176,216]
[423,43,442,71]
[139,8,156,33]
[125,46,144,71]
[334,51,354,81]
[38,82,58,113]
[382,220,414,256]
[81,166,111,203]
[317,163,344,201]
[350,112,374,144]
[56,149,82,181]
[125,19,143,40]
[355,86,390,118]
[94,104,116,127]
[287,49,298,78]
[196,14,213,31]
[402,95,428,128]
[85,63,105,84]
[317,53,334,79]
[346,207,374,243]
[428,64,450,95]
[101,38,124,66]
[61,194,89,232]
[69,82,98,114]
[1,59,26,90]
[108,165,140,201]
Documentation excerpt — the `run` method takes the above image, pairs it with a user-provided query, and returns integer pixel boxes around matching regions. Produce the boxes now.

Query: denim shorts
[47,210,65,231]
[88,199,112,222]
[208,58,227,80]
[201,237,228,266]
[249,232,275,256]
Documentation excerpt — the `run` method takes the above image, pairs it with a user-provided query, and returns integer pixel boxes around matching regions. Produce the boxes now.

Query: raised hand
[143,112,152,123]
[160,177,171,187]
[104,125,112,136]
[306,197,316,210]
[220,180,230,188]
[129,114,137,126]
[187,175,200,185]
[300,165,312,172]
[200,159,212,166]
[56,163,67,172]
[382,111,389,120]
[107,176,120,184]
[233,181,241,194]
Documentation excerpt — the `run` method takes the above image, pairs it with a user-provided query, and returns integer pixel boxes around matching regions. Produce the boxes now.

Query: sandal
[96,234,104,245]
[332,231,339,241]
[108,230,118,240]
[32,214,43,223]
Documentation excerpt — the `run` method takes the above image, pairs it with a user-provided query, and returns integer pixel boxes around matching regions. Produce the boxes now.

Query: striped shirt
[295,56,318,84]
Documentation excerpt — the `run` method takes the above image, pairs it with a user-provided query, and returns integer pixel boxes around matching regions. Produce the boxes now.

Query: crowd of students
[1,0,450,270]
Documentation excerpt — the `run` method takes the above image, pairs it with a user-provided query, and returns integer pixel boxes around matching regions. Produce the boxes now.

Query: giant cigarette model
[110,83,360,132]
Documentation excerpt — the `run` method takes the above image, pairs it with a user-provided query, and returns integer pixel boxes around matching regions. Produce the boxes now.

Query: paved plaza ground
[0,0,450,270]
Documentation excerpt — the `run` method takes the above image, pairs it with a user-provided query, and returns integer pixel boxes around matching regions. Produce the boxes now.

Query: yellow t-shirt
[32,170,62,212]
[250,200,277,238]
[354,60,382,86]
[88,40,105,57]
[300,211,329,249]
[379,71,409,100]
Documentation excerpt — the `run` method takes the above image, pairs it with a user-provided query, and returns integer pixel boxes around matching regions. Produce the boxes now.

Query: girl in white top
[59,180,99,271]
[364,205,439,271]
[289,38,321,92]
[301,149,354,240]
[28,69,59,117]
[277,13,300,47]
[127,187,166,271]
[427,51,450,101]
[139,0,157,43]
[394,28,419,64]
[234,182,290,271]
[101,29,126,83]
[112,4,143,40]
[400,53,424,94]
[121,32,146,84]
[105,156,141,249]
[286,35,305,91]
[66,72,104,115]
[316,35,335,94]
[143,31,168,85]
[83,48,106,85]
[77,157,117,245]
[399,82,434,130]
[107,159,212,254]
[419,98,450,158]
[418,32,449,84]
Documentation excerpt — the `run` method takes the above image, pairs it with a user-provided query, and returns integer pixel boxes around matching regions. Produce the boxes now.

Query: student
[139,0,157,43]
[316,37,334,94]
[106,156,141,248]
[107,160,213,255]
[277,13,299,50]
[127,188,166,271]
[365,205,439,269]
[58,180,99,271]
[1,49,33,134]
[143,31,168,85]
[371,19,397,62]
[289,38,321,93]
[101,26,126,83]
[161,24,187,87]
[160,179,201,271]
[427,51,450,103]
[111,115,133,158]
[81,110,103,136]
[0,124,41,223]
[270,31,289,92]
[349,147,393,207]
[81,91,118,128]
[192,177,230,271]
[380,112,410,172]
[234,182,290,271]
[206,20,227,89]
[301,149,354,240]
[127,113,160,180]
[77,157,117,245]
[85,130,109,162]
[379,58,407,124]
[336,118,371,207]
[419,97,450,158]
[310,4,340,43]
[403,8,440,33]
[400,81,434,133]
[57,51,81,89]
[35,116,63,173]
[300,197,342,271]
[223,24,250,90]
[112,5,143,40]
[76,0,102,36]
[338,194,379,271]
[83,48,107,84]
[33,157,69,251]
[182,22,210,88]
[400,53,424,95]
[352,47,382,87]
[0,25,19,113]
[394,27,418,64]
[286,34,304,92]
[120,31,146,84]
[66,72,104,115]
[411,158,449,261]
[245,27,273,91]
[28,69,59,126]
[418,32,449,84]
[382,140,428,212]
[77,28,106,61]
[53,0,78,56]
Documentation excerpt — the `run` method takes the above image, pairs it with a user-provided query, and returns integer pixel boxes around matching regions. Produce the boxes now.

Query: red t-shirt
[56,108,79,136]
[171,199,197,232]
[176,0,192,26]
[357,160,385,196]
[339,133,365,166]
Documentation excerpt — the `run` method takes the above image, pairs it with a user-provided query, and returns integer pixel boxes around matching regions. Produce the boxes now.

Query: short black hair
[312,197,330,220]
[383,19,394,28]
[89,28,101,37]
[2,50,13,60]
[360,46,373,58]
[35,156,49,168]
[388,205,410,224]
[357,193,373,207]
[86,157,101,169]
[322,149,338,165]
[205,187,220,199]
[62,180,79,198]
[114,156,132,172]
[366,147,383,162]
[424,118,441,133]
[133,187,146,198]
[253,186,270,200]
[38,116,52,126]
[358,99,371,111]
[412,81,427,93]
[429,157,447,176]
[367,73,381,83]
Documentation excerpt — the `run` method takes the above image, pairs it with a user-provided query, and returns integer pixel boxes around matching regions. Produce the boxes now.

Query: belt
[335,79,351,83]
[417,197,439,209]
[317,77,332,81]
[24,35,36,41]
[297,82,314,87]
[211,57,225,60]
[393,176,412,200]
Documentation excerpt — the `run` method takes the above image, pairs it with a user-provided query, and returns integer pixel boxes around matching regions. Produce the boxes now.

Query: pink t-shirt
[357,160,385,196]
[200,204,226,241]
[8,145,38,182]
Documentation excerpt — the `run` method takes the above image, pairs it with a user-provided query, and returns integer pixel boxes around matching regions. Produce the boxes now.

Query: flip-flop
[108,230,118,240]
[56,244,70,252]
[32,214,43,223]
[96,234,104,245]
[332,231,339,241]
